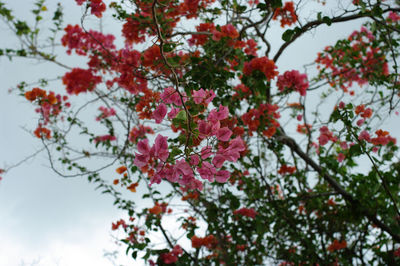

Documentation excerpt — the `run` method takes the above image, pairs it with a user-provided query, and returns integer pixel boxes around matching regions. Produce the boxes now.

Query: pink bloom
[153,134,169,162]
[212,154,226,168]
[161,87,184,106]
[337,153,345,162]
[358,130,371,142]
[388,11,400,22]
[340,141,348,150]
[190,155,200,166]
[153,103,167,123]
[356,119,365,126]
[208,105,228,122]
[201,146,213,159]
[197,162,216,182]
[215,170,230,183]
[137,138,150,154]
[192,89,206,104]
[168,107,180,119]
[216,127,232,142]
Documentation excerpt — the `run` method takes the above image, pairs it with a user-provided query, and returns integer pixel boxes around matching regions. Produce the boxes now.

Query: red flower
[62,68,102,95]
[233,207,258,219]
[243,56,278,80]
[327,239,347,252]
[273,2,298,27]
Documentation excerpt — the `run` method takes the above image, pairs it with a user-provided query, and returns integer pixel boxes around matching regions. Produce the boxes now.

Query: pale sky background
[0,1,399,266]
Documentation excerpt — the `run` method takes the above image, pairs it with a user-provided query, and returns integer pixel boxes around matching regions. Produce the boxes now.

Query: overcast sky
[0,1,399,266]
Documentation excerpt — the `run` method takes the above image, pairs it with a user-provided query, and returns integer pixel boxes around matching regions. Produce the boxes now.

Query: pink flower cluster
[277,70,309,96]
[96,106,116,121]
[318,126,337,146]
[75,0,106,18]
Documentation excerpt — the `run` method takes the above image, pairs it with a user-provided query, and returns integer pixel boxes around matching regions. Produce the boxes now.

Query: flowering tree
[1,0,400,264]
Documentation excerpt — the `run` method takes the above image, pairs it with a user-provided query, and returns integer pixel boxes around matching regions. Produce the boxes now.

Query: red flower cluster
[61,24,115,55]
[160,245,183,264]
[371,129,396,146]
[62,68,102,95]
[233,207,258,219]
[243,56,279,80]
[272,2,298,27]
[94,135,116,143]
[75,0,106,18]
[355,104,373,119]
[122,16,150,45]
[241,103,280,137]
[277,70,309,96]
[318,126,337,146]
[129,125,154,143]
[111,219,127,230]
[96,106,116,121]
[34,125,51,139]
[297,124,311,134]
[191,235,217,249]
[316,26,389,91]
[212,24,239,41]
[188,22,216,46]
[25,87,70,125]
[327,239,347,252]
[278,165,296,175]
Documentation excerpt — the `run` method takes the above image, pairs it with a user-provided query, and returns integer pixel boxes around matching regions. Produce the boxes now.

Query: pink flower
[356,119,365,126]
[153,134,169,162]
[212,154,226,168]
[190,155,200,166]
[358,130,371,142]
[215,170,230,183]
[192,88,206,104]
[337,153,345,162]
[161,87,184,105]
[216,127,232,142]
[153,103,167,123]
[201,146,213,159]
[168,107,180,119]
[197,162,216,182]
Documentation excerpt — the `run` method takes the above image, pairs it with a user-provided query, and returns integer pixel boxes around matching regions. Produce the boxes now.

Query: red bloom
[233,207,258,219]
[116,166,127,174]
[327,239,347,252]
[273,2,298,27]
[243,56,278,80]
[278,165,296,175]
[62,68,102,95]
[277,70,309,96]
[34,125,51,139]
[160,245,183,264]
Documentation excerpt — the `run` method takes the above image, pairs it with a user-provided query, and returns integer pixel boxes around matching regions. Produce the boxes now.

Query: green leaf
[322,16,332,26]
[282,29,294,42]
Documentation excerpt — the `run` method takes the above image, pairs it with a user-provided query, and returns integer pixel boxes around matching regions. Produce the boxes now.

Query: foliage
[1,0,400,265]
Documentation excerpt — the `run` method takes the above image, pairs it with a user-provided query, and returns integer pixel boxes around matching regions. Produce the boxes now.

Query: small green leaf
[282,29,294,42]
